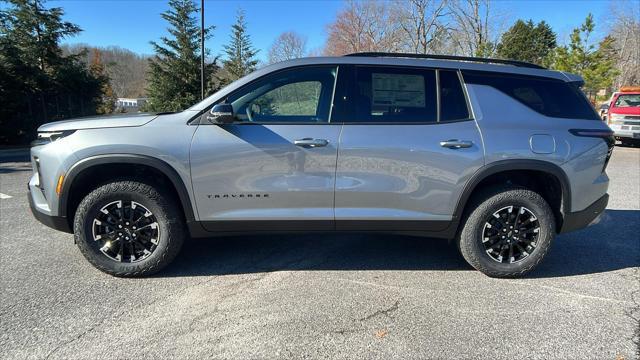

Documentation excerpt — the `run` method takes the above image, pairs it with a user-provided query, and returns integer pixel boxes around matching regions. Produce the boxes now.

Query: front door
[190,66,341,231]
[333,66,485,231]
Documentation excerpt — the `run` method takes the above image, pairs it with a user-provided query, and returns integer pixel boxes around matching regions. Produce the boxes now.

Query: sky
[41,0,615,62]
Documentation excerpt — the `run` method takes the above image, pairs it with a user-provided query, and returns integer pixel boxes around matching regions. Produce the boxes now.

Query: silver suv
[29,53,613,278]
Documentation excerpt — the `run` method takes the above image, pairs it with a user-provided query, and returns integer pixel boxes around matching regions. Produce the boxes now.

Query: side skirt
[188,220,456,239]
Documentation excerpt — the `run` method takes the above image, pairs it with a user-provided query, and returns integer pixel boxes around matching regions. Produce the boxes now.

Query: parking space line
[0,193,12,199]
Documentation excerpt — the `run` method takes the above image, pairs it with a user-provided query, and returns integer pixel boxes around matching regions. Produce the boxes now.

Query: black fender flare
[59,154,197,223]
[449,159,572,233]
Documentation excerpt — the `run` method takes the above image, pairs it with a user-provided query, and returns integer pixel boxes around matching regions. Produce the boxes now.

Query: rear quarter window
[462,71,600,120]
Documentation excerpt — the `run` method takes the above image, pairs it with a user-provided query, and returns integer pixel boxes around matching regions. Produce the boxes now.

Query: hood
[37,113,159,132]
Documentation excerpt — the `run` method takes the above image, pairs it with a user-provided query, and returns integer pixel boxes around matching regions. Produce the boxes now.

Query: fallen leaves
[375,329,388,339]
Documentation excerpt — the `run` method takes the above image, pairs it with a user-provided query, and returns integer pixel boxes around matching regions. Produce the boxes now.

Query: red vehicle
[608,87,640,146]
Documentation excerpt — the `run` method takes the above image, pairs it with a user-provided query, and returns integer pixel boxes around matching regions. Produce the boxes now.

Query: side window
[352,67,437,123]
[252,81,321,117]
[462,71,600,120]
[439,70,470,121]
[227,66,337,123]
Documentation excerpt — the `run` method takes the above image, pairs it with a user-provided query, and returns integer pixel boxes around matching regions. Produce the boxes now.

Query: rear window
[439,70,470,121]
[462,71,600,120]
[354,66,438,123]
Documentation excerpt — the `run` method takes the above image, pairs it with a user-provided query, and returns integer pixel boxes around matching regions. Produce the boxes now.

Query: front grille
[625,115,640,120]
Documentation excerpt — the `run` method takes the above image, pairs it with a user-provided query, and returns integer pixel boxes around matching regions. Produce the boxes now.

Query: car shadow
[158,209,639,279]
[0,148,30,164]
[0,162,31,174]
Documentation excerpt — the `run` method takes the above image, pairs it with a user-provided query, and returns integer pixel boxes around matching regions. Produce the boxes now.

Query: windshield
[614,94,640,108]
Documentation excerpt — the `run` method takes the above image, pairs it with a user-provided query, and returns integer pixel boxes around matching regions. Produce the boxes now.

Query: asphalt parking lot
[1,146,639,359]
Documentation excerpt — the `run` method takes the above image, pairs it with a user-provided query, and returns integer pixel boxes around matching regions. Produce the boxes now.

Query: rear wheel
[73,181,185,277]
[458,187,555,278]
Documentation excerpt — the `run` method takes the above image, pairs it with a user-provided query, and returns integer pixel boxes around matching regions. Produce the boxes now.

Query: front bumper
[28,189,72,233]
[610,124,640,139]
[560,193,608,233]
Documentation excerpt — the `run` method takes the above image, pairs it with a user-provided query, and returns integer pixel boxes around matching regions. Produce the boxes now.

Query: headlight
[31,130,76,147]
[609,113,625,121]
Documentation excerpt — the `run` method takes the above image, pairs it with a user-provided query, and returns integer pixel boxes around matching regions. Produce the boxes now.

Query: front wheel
[458,187,555,278]
[73,181,185,277]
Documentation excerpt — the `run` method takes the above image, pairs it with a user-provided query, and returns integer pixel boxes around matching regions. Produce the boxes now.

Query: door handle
[294,138,329,148]
[440,139,473,149]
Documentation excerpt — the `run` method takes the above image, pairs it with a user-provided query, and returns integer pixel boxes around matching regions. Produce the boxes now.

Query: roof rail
[344,52,546,70]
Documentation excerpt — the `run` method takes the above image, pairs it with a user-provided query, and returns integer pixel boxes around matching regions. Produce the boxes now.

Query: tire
[457,186,555,278]
[73,180,185,277]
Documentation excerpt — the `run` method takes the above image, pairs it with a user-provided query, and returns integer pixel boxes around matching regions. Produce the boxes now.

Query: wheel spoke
[117,238,124,262]
[134,222,158,233]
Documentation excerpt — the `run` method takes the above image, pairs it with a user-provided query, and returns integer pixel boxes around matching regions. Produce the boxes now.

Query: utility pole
[200,0,205,100]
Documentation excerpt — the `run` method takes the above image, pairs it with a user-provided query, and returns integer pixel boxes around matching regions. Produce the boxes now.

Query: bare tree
[324,0,402,56]
[62,44,150,98]
[268,31,307,64]
[392,0,449,54]
[607,0,640,89]
[448,0,499,56]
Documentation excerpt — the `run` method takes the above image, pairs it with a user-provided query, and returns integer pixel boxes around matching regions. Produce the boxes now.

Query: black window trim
[190,63,476,126]
[336,64,475,125]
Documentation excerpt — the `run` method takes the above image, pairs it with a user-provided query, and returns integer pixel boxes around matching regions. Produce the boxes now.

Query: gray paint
[30,56,610,232]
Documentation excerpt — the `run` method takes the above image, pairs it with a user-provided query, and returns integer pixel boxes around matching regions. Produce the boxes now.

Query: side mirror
[206,104,235,124]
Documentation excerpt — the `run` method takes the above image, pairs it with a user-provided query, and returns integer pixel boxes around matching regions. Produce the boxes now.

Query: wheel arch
[451,159,571,234]
[59,154,197,229]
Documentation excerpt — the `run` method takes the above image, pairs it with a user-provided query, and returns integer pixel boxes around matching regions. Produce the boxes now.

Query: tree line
[1,0,638,144]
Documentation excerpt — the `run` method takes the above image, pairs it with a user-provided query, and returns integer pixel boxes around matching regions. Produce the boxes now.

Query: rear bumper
[560,193,608,233]
[28,190,72,233]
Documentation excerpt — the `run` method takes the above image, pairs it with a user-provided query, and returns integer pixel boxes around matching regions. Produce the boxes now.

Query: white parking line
[0,193,12,199]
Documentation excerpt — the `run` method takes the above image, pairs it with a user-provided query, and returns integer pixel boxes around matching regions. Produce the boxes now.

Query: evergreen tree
[222,9,259,81]
[550,14,619,99]
[496,19,556,66]
[0,0,105,144]
[90,49,116,114]
[145,0,217,112]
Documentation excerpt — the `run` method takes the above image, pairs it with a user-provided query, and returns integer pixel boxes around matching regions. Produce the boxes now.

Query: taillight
[569,129,615,172]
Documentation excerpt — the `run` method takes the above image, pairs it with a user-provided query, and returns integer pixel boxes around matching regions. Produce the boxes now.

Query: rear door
[333,66,485,231]
[190,66,341,231]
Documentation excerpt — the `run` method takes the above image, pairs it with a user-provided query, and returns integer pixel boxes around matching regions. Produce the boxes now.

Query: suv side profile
[29,53,613,278]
